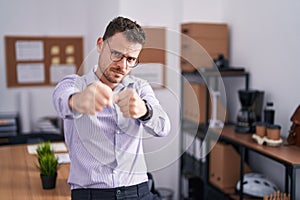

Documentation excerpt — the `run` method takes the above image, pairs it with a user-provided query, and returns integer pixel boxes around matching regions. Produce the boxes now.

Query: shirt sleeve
[52,74,82,119]
[137,80,171,137]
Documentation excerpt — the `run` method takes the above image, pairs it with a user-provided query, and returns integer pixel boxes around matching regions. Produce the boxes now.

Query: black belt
[71,182,150,200]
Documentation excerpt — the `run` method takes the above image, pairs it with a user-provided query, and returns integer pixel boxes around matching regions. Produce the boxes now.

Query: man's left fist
[114,88,147,119]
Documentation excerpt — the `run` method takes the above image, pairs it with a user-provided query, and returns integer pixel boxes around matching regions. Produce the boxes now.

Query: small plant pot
[267,125,281,140]
[40,173,57,189]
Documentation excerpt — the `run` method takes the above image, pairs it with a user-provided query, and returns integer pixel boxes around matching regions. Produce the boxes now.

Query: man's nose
[118,57,127,69]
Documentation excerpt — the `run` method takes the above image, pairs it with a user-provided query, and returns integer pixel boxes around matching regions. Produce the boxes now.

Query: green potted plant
[37,141,59,189]
[39,152,58,189]
[36,141,52,159]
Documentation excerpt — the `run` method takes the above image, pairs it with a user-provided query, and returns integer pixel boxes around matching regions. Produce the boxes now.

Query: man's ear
[96,37,103,53]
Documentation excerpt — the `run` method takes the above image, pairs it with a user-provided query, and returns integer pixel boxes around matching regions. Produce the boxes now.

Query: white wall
[84,1,120,73]
[181,0,224,23]
[223,0,300,135]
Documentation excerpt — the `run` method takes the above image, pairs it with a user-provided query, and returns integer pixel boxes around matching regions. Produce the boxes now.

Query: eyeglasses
[106,41,139,68]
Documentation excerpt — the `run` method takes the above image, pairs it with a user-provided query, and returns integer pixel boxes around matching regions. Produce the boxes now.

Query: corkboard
[5,36,83,87]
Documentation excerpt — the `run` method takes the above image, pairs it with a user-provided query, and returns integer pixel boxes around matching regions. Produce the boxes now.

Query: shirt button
[116,189,121,195]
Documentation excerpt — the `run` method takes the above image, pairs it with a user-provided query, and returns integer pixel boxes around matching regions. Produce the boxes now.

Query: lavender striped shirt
[52,66,170,189]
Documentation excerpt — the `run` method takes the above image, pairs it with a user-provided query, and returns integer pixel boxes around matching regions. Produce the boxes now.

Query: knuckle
[126,88,134,95]
[130,107,138,116]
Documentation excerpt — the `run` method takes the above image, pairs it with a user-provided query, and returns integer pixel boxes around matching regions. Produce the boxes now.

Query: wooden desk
[217,126,300,200]
[0,144,70,200]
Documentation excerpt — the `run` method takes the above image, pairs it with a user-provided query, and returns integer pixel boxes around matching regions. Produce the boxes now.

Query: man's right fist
[69,81,113,115]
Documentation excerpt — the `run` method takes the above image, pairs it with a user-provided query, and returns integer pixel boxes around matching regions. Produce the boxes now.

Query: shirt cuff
[61,89,82,119]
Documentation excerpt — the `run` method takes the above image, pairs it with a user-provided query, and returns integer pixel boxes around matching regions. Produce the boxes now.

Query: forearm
[141,104,171,137]
[52,75,81,119]
[135,80,171,137]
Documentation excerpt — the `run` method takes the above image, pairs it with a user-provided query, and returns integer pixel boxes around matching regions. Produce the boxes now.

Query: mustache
[110,67,125,75]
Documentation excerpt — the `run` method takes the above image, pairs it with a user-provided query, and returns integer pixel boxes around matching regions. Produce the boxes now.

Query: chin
[111,76,122,83]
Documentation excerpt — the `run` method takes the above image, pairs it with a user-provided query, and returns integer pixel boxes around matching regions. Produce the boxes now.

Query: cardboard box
[180,23,229,72]
[181,35,214,71]
[137,27,166,88]
[209,142,252,190]
[181,23,228,39]
[139,27,166,64]
[183,82,227,124]
[180,59,195,72]
[183,82,207,124]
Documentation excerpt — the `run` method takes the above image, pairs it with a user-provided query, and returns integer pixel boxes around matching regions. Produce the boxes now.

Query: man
[53,16,170,200]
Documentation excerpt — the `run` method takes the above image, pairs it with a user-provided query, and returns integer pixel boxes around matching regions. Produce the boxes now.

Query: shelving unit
[179,22,252,199]
[180,70,249,200]
[180,71,299,200]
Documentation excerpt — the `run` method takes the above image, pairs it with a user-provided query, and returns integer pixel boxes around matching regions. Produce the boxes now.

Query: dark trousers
[71,182,160,200]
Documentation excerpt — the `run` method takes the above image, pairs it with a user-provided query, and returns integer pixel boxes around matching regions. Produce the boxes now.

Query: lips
[111,68,125,76]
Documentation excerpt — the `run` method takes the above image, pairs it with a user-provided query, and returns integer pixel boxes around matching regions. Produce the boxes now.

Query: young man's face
[97,33,142,88]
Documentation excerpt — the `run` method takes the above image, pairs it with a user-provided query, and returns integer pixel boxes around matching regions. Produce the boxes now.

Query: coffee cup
[255,122,266,137]
[266,124,281,140]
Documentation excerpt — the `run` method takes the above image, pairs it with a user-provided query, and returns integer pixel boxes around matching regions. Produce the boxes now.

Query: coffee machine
[235,90,263,133]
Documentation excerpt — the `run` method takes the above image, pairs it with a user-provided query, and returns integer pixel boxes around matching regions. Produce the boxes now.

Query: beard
[97,53,128,85]
[102,66,126,84]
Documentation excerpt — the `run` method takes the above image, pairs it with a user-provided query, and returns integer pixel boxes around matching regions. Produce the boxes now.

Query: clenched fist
[114,88,147,119]
[69,81,113,115]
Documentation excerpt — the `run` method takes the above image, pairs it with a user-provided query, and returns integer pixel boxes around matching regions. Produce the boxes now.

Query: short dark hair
[103,16,146,46]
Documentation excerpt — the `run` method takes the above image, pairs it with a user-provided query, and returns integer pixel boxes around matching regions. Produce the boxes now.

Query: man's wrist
[139,100,153,121]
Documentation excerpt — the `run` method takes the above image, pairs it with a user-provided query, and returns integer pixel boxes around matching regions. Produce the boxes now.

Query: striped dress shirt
[52,66,170,189]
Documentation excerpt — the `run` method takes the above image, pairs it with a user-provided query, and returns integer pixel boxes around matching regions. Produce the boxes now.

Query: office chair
[147,172,161,199]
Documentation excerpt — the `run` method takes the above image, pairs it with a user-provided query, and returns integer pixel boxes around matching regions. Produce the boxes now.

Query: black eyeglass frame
[106,41,140,68]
